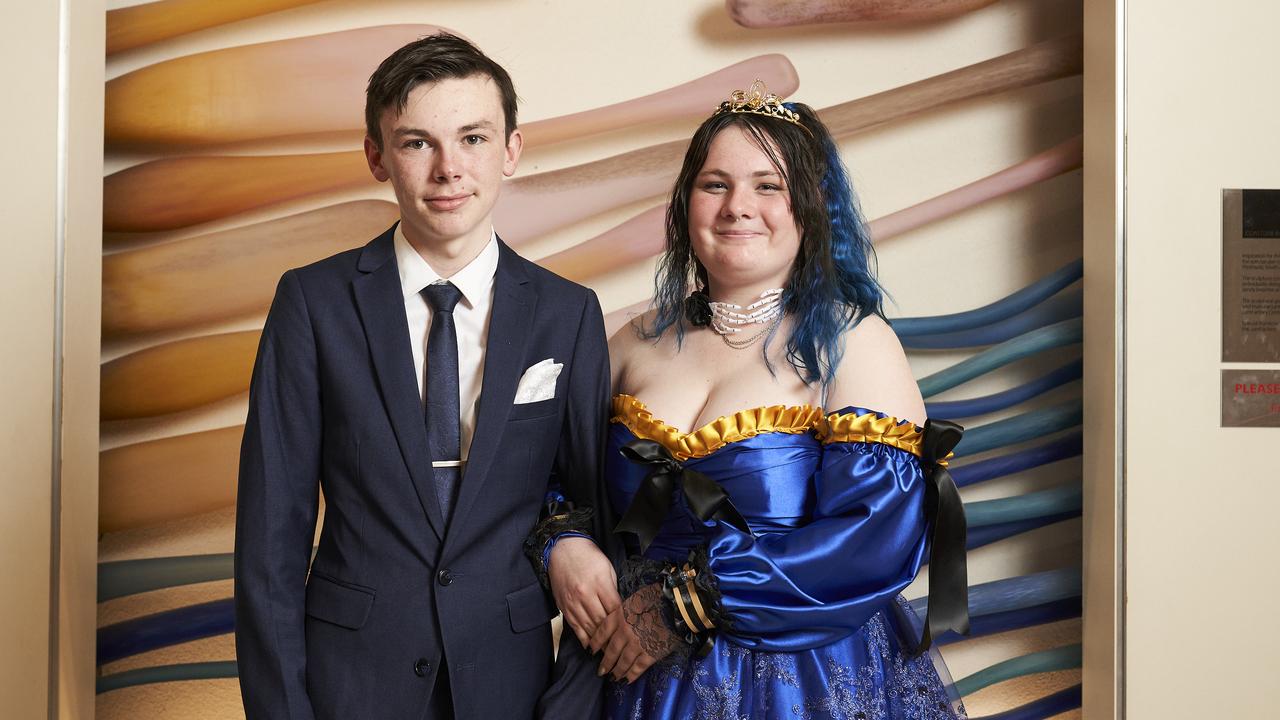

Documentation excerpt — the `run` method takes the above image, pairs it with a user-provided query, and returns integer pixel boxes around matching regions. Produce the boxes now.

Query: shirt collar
[393,223,499,308]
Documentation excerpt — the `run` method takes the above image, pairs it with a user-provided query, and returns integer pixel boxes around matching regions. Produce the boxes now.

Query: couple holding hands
[235,32,969,720]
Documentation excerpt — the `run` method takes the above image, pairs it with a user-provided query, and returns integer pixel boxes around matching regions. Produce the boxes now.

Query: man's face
[365,74,522,252]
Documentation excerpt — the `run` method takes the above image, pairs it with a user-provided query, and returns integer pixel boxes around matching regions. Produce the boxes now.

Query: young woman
[594,83,969,719]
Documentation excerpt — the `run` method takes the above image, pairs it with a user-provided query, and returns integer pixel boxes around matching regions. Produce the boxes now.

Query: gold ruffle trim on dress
[815,410,951,465]
[611,394,824,461]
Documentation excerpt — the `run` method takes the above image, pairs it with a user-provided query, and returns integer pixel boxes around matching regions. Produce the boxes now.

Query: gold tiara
[713,79,810,134]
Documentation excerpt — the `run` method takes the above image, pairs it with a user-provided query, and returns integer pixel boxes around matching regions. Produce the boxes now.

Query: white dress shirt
[394,224,499,462]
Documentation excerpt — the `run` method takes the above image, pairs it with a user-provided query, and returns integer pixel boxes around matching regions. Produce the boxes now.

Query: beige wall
[1125,1,1280,718]
[0,0,104,717]
[0,0,59,713]
[61,2,106,717]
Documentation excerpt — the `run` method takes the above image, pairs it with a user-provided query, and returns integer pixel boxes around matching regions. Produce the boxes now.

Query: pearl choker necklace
[709,288,784,348]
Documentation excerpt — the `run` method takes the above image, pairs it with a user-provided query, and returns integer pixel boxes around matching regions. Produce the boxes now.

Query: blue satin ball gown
[605,395,966,720]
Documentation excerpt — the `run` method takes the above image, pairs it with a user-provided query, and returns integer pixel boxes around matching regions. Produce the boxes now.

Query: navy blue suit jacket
[234,226,617,719]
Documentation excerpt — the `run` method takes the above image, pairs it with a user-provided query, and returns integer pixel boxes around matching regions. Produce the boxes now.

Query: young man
[235,33,620,719]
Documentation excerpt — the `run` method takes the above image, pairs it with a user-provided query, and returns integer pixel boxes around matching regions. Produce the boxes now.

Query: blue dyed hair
[641,102,885,386]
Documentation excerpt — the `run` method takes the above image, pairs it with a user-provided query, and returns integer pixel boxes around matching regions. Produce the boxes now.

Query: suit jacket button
[437,569,454,586]
[414,658,430,677]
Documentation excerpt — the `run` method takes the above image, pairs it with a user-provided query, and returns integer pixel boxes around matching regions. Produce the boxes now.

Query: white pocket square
[514,358,562,404]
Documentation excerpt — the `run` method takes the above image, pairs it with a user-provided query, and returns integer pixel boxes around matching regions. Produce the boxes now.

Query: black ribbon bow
[915,418,970,655]
[614,439,749,552]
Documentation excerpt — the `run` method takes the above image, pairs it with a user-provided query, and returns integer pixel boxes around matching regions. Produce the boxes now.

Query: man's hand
[548,537,621,649]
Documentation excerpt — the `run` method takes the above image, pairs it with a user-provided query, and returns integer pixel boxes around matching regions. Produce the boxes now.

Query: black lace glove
[617,546,728,661]
[621,582,683,663]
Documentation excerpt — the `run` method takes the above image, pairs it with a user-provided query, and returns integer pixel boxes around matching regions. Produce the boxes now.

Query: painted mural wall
[98,0,1084,717]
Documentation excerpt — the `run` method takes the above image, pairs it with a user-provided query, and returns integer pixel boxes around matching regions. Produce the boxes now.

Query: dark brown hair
[364,32,518,149]
[661,107,826,297]
[646,103,885,385]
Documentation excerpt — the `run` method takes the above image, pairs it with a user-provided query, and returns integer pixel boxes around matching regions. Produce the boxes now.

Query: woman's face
[688,126,801,294]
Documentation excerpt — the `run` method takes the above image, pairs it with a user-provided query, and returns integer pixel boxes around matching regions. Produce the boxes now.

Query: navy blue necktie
[422,282,463,523]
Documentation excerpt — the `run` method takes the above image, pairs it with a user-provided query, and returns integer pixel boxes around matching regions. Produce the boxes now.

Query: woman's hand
[592,582,680,683]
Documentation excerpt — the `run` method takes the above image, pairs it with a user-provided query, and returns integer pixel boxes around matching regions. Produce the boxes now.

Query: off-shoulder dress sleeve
[696,408,933,652]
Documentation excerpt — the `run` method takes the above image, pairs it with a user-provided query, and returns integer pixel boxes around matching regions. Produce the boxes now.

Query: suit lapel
[448,240,535,534]
[352,226,446,541]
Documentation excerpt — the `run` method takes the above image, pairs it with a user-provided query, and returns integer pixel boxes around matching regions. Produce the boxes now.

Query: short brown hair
[364,32,518,149]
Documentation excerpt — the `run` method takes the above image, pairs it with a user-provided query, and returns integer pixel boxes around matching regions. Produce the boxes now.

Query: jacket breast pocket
[305,572,375,630]
[506,580,557,633]
[507,397,558,422]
